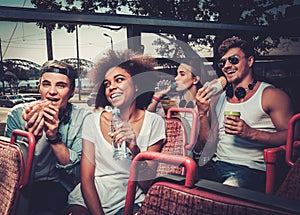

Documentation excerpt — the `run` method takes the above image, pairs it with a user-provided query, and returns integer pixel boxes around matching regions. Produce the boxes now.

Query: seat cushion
[0,142,22,215]
[137,182,289,215]
[276,156,300,200]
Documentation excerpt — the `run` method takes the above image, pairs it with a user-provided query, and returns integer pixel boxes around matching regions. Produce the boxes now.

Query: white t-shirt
[68,110,166,215]
[214,82,276,171]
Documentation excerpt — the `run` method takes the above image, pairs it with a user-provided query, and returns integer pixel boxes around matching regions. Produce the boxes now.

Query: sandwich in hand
[22,100,52,121]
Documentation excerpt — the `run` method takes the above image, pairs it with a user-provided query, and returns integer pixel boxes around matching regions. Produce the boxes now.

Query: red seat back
[264,113,300,194]
[166,107,198,152]
[276,156,300,200]
[156,117,187,176]
[274,113,300,200]
[137,181,298,215]
[156,107,198,176]
[125,152,300,215]
[0,130,36,215]
[285,113,300,166]
[264,146,289,194]
[124,151,198,215]
[0,140,23,215]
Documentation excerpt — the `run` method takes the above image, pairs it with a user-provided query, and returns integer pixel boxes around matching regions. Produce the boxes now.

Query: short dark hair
[89,49,158,109]
[218,37,255,58]
[41,60,77,90]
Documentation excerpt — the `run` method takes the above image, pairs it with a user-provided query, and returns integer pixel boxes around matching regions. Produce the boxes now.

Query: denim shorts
[199,160,266,192]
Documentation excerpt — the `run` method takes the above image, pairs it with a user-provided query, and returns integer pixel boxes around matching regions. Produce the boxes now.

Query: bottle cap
[112,106,120,115]
[218,76,227,89]
[205,76,227,95]
[171,82,176,88]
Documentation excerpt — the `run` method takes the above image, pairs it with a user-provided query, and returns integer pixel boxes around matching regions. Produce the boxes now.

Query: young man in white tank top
[194,37,294,192]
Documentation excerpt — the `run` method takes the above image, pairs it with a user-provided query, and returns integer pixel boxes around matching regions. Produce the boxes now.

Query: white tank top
[214,82,276,171]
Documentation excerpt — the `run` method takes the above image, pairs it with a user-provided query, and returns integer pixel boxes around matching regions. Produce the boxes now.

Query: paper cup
[224,111,241,117]
[160,99,177,114]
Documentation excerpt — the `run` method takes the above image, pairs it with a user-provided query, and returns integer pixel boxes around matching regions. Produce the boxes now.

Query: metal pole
[0,38,4,94]
[45,26,53,60]
[76,25,81,101]
[103,33,113,50]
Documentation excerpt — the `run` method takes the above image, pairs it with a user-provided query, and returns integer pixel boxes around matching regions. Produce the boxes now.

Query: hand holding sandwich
[23,100,59,140]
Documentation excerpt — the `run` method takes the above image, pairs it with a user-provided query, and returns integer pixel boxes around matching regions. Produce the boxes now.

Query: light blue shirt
[5,101,91,191]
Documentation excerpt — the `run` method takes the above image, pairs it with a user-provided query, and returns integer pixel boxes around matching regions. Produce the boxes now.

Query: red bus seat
[276,156,300,200]
[0,130,36,215]
[156,107,198,176]
[274,113,300,200]
[124,151,300,215]
[264,113,300,194]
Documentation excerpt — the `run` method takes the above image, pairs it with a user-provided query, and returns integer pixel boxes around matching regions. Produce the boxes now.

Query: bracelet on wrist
[199,112,207,118]
[193,149,202,155]
[193,149,202,160]
[46,132,62,145]
[152,96,160,102]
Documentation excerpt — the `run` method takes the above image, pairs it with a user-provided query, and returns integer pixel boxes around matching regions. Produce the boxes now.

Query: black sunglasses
[218,55,243,69]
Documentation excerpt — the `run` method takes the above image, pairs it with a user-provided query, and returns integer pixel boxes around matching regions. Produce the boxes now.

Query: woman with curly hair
[66,50,166,215]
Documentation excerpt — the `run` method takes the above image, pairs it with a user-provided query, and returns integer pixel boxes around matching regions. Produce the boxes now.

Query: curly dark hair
[218,37,255,58]
[89,49,158,109]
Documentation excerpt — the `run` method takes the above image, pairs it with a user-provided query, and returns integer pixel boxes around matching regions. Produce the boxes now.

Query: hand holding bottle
[196,78,226,115]
[110,107,137,160]
[203,76,227,97]
[154,79,176,99]
[111,121,137,148]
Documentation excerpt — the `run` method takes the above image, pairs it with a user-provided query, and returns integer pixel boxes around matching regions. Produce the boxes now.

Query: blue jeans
[29,181,69,215]
[200,160,266,192]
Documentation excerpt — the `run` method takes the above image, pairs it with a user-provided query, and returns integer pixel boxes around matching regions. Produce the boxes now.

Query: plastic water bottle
[155,80,176,92]
[204,76,227,96]
[111,107,130,160]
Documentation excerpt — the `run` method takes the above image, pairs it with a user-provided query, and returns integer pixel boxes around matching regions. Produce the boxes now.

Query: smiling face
[175,63,199,92]
[220,47,254,85]
[39,72,74,109]
[103,66,135,109]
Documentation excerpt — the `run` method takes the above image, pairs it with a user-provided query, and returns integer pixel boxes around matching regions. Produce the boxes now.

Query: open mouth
[226,70,237,75]
[46,97,59,103]
[110,93,122,100]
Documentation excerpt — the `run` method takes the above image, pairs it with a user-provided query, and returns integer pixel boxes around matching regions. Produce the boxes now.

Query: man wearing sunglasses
[195,36,294,192]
